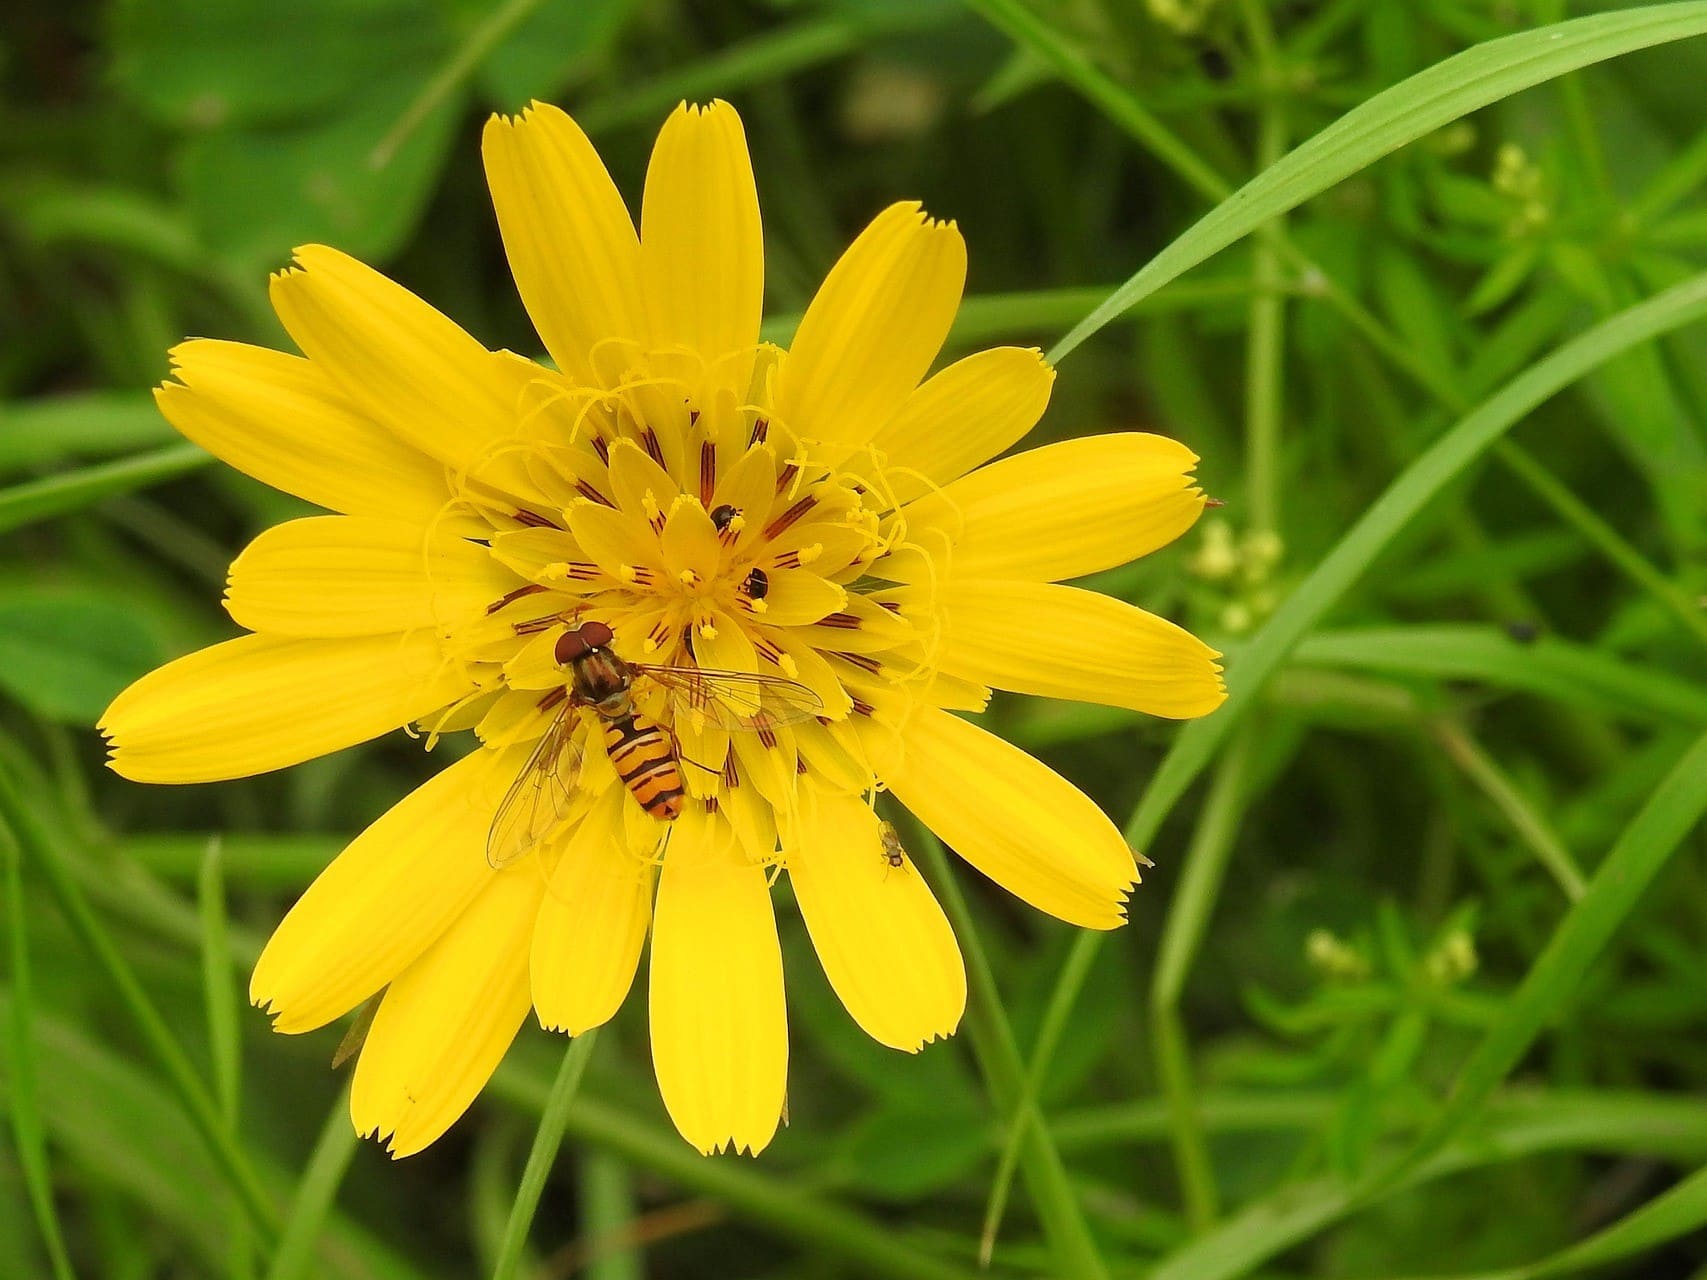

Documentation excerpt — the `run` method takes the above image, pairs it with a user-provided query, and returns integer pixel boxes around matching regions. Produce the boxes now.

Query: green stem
[1239,0,1290,539]
[491,1030,601,1280]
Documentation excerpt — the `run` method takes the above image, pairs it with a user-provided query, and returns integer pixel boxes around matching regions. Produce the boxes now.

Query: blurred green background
[4,1,1707,1277]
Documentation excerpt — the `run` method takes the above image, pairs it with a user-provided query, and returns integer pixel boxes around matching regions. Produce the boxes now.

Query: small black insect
[1505,620,1541,645]
[745,567,770,599]
[710,504,739,531]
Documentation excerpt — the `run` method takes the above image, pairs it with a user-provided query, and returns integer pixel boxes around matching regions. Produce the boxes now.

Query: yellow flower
[100,100,1225,1157]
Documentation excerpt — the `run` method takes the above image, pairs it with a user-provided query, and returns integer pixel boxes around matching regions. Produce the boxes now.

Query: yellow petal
[641,101,763,400]
[157,340,449,523]
[482,104,644,384]
[251,747,515,1032]
[569,502,666,581]
[789,793,964,1050]
[866,347,1055,503]
[935,580,1225,719]
[886,706,1138,929]
[896,432,1206,583]
[773,202,965,454]
[753,568,845,626]
[649,810,787,1154]
[226,516,520,638]
[269,245,539,494]
[349,866,542,1157]
[101,632,471,783]
[531,787,654,1034]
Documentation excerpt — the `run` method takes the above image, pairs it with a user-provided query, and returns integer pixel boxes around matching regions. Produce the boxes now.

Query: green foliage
[3,1,1707,1278]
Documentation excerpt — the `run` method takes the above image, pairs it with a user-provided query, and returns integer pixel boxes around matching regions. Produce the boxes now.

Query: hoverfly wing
[634,664,824,732]
[486,707,583,869]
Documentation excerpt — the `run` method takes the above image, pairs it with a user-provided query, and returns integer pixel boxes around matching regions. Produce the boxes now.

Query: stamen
[677,569,700,588]
[696,619,718,640]
[795,757,808,775]
[642,491,665,533]
[749,417,769,445]
[819,611,861,630]
[538,686,568,711]
[575,479,614,507]
[835,651,882,674]
[486,583,549,614]
[513,509,561,529]
[850,696,875,716]
[639,425,666,468]
[699,441,716,504]
[514,614,563,636]
[764,494,817,540]
[590,434,610,465]
[753,638,782,665]
[722,754,739,787]
[775,462,798,494]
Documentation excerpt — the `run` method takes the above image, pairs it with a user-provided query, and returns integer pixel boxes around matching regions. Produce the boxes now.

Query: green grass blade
[1149,731,1260,1229]
[1127,271,1707,854]
[368,0,546,168]
[906,819,1109,1280]
[1374,727,1707,1192]
[198,836,253,1280]
[0,443,208,537]
[1039,3,1707,360]
[486,1063,982,1280]
[1395,1161,1707,1280]
[490,1029,600,1280]
[1431,720,1587,902]
[263,1090,361,1280]
[977,919,1101,1264]
[198,838,241,1124]
[0,765,282,1243]
[1292,626,1707,726]
[577,10,949,136]
[2,819,79,1280]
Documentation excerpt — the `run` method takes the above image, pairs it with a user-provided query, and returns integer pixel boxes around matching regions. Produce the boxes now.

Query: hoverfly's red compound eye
[555,621,613,666]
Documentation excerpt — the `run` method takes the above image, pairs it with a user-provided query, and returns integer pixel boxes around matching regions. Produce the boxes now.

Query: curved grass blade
[1041,2,1707,360]
[1016,273,1707,1225]
[1292,626,1707,726]
[905,819,1108,1280]
[1395,1161,1707,1280]
[1373,728,1707,1191]
[2,819,79,1280]
[1128,270,1707,853]
[0,765,281,1243]
[0,443,208,537]
[262,1090,361,1280]
[490,1030,601,1280]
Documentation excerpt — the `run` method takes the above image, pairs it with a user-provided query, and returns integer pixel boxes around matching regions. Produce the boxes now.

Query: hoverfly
[487,620,823,868]
[878,820,908,877]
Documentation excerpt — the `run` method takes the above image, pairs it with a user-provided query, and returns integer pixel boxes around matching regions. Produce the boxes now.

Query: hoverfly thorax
[554,621,633,717]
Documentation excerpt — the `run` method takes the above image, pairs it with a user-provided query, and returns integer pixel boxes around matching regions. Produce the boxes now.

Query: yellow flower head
[100,100,1226,1157]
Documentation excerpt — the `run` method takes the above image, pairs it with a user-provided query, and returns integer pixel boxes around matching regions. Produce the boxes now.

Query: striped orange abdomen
[603,714,685,821]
